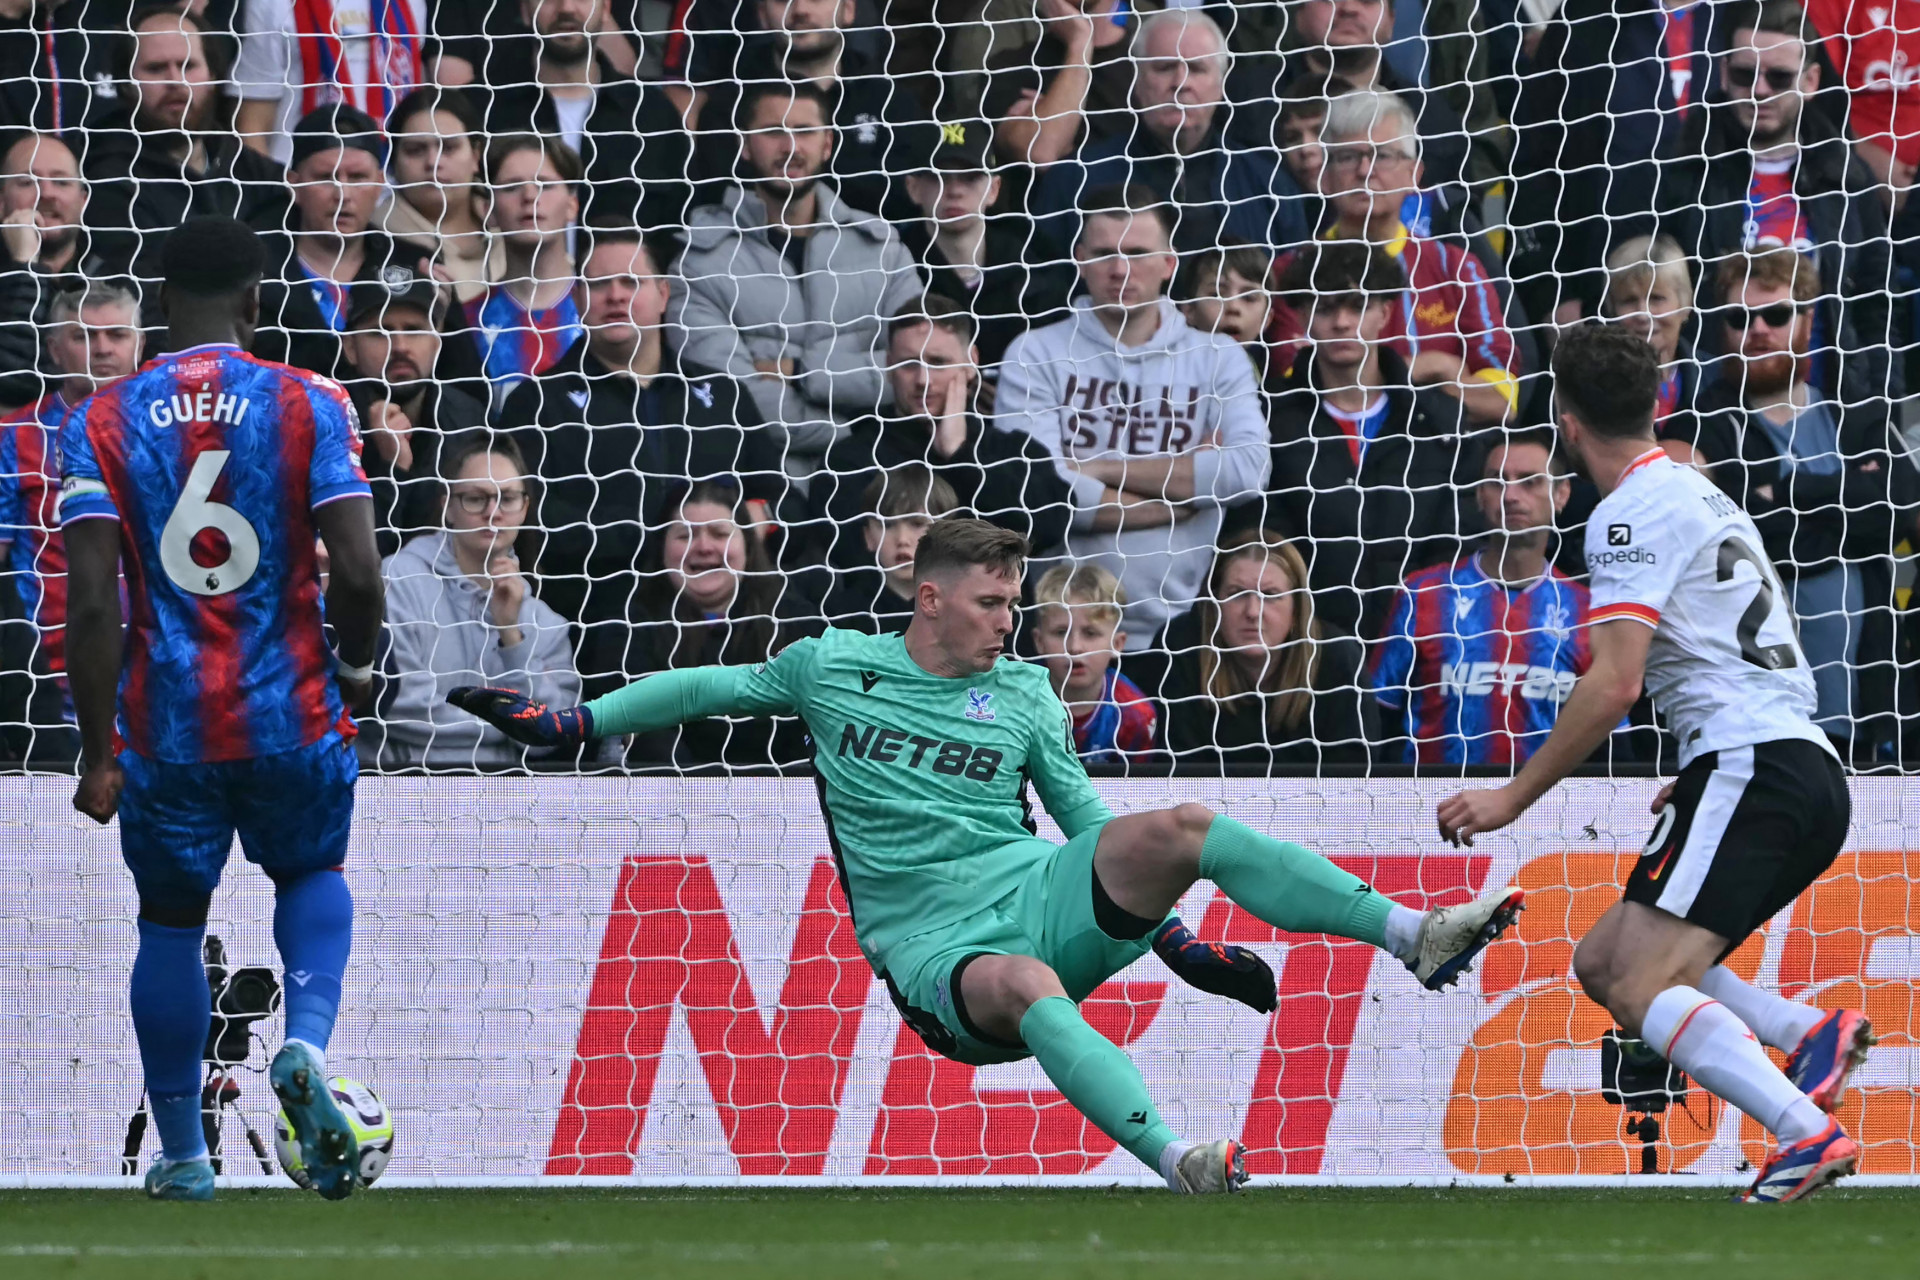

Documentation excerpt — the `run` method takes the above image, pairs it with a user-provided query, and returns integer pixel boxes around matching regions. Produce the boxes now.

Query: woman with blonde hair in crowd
[1156,529,1374,768]
[1602,233,1709,428]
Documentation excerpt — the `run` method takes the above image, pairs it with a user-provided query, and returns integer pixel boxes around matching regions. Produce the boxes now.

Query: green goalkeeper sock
[1019,996,1179,1171]
[1198,815,1394,948]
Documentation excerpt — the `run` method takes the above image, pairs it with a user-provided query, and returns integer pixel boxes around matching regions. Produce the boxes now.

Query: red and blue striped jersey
[57,343,371,763]
[0,393,72,670]
[465,286,583,412]
[1368,554,1593,765]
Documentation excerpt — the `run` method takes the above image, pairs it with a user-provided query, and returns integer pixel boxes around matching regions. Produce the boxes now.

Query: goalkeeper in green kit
[451,518,1523,1192]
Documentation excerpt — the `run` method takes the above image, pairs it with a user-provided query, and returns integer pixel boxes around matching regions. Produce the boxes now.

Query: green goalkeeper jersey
[582,627,1115,961]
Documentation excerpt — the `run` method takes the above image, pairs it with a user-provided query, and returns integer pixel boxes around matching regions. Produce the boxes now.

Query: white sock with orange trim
[1640,986,1827,1145]
[1697,966,1825,1051]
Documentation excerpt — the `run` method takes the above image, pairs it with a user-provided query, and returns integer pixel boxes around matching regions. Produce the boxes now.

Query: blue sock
[274,869,353,1052]
[131,919,210,1163]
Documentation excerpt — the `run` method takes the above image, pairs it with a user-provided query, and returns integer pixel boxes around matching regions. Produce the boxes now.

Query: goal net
[3,0,1919,1184]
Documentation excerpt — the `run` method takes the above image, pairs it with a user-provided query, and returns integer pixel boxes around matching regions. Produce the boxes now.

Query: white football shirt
[1584,447,1832,768]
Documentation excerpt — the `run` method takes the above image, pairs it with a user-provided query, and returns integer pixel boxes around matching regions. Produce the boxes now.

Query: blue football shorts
[117,731,358,912]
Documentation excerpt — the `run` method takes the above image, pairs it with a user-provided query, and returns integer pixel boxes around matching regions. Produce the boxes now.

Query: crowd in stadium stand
[2,0,1919,773]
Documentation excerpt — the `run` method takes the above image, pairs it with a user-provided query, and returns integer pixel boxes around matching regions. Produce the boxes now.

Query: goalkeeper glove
[446,686,595,748]
[1152,917,1277,1015]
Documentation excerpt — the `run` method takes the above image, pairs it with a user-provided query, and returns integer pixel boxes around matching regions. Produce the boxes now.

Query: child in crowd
[1029,564,1157,763]
[1176,244,1278,379]
[822,464,960,633]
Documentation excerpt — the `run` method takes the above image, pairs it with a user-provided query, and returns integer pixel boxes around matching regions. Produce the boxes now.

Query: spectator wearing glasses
[372,431,584,770]
[1669,248,1920,757]
[1029,10,1310,259]
[0,132,102,409]
[1657,0,1898,407]
[82,6,290,288]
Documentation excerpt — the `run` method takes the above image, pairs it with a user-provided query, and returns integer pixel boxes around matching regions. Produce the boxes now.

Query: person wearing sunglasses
[371,430,588,769]
[1665,247,1920,760]
[1655,0,1898,408]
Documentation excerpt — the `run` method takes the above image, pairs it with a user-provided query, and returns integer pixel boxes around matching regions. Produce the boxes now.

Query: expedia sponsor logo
[836,722,1002,781]
[1587,545,1657,568]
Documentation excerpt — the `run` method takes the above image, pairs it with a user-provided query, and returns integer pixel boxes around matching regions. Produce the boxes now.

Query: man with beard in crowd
[255,105,478,389]
[1665,247,1920,759]
[0,132,107,408]
[673,81,920,479]
[82,4,289,286]
[340,266,491,556]
[479,0,692,234]
[692,0,932,220]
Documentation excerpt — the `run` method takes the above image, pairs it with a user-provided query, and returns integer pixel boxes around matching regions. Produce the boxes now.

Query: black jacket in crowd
[579,577,823,768]
[1655,103,1902,406]
[254,231,481,388]
[0,232,112,409]
[900,221,1074,373]
[819,570,914,635]
[808,409,1075,568]
[1152,608,1374,770]
[1245,348,1483,636]
[476,66,694,239]
[692,41,931,222]
[81,111,291,289]
[501,336,788,639]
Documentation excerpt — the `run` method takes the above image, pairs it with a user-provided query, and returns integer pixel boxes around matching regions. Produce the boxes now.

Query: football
[273,1077,394,1191]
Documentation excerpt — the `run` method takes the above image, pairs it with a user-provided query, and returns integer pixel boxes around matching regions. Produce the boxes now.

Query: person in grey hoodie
[370,432,585,770]
[669,80,922,480]
[996,183,1270,650]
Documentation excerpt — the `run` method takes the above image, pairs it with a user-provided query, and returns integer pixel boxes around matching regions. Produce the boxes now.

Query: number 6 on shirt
[159,450,261,597]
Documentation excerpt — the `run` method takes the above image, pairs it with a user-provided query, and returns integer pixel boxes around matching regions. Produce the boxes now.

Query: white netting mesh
[3,0,1920,1181]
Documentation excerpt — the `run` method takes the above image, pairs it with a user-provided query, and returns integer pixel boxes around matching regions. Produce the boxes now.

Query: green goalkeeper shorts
[876,822,1157,1067]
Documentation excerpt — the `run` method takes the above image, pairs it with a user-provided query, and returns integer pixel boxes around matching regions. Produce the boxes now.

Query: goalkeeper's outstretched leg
[1092,804,1525,991]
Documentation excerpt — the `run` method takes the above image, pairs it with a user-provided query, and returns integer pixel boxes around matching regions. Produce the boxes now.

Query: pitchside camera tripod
[121,935,282,1175]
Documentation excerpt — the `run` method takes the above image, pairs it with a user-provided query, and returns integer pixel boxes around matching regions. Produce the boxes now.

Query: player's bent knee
[1171,803,1215,845]
[1571,933,1617,1010]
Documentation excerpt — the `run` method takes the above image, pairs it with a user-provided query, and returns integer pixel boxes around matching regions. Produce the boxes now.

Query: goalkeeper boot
[1740,1119,1860,1204]
[1786,1009,1877,1114]
[1408,886,1526,991]
[1167,1139,1248,1194]
[270,1043,355,1201]
[143,1157,215,1202]
[1152,919,1277,1014]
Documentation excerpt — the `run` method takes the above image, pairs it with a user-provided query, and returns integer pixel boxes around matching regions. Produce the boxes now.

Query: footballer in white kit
[1438,324,1871,1205]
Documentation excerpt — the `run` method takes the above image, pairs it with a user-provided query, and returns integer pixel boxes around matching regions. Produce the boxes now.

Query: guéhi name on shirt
[146,390,253,429]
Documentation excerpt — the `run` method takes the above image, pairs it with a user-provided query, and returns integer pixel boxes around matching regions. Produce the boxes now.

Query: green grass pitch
[2,1188,1917,1279]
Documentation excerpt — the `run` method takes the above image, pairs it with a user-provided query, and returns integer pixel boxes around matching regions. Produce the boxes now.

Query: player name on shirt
[145,389,253,429]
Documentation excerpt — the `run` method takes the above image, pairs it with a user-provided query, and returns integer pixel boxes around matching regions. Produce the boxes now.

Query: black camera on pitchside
[121,936,282,1175]
[1601,1027,1690,1174]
